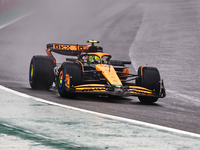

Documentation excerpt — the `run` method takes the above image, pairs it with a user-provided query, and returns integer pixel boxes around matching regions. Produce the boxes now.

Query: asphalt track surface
[0,0,200,137]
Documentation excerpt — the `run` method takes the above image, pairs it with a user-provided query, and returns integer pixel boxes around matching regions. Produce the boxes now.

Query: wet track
[0,0,200,138]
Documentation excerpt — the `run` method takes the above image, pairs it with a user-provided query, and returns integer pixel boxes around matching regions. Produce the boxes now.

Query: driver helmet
[88,55,100,64]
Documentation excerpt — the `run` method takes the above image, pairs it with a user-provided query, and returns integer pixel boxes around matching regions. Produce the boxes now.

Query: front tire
[136,66,160,103]
[29,56,55,89]
[58,62,82,97]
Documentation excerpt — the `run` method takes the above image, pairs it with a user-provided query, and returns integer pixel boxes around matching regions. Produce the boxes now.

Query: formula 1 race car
[29,40,166,103]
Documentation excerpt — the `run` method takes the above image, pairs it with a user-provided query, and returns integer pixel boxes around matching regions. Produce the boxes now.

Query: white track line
[0,85,200,138]
[0,12,34,30]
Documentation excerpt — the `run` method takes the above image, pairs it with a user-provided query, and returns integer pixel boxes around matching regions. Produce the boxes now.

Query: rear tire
[29,56,55,89]
[136,66,160,103]
[58,62,82,97]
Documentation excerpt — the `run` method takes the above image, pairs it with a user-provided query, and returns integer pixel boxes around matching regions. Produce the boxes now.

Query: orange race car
[29,40,166,103]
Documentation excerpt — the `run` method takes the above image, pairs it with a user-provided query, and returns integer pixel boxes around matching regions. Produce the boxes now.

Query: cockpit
[79,53,111,65]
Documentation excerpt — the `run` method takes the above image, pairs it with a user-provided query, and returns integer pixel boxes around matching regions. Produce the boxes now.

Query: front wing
[71,83,166,98]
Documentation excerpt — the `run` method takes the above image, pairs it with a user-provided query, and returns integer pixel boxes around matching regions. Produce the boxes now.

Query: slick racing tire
[110,60,125,66]
[58,62,82,97]
[136,66,160,103]
[29,55,55,89]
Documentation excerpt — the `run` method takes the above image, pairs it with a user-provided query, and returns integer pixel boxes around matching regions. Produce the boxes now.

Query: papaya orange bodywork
[65,74,70,88]
[88,52,110,58]
[46,49,56,63]
[96,64,122,86]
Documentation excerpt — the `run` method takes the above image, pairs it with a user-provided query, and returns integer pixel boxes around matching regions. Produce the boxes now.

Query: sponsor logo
[53,44,85,51]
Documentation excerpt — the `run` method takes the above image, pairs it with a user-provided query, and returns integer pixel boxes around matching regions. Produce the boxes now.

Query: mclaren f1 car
[29,40,166,103]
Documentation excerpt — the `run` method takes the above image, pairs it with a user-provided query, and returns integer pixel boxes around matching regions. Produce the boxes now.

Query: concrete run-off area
[0,86,199,150]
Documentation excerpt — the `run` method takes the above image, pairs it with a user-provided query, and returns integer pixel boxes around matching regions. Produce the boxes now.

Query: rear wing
[47,43,88,56]
[46,41,103,63]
